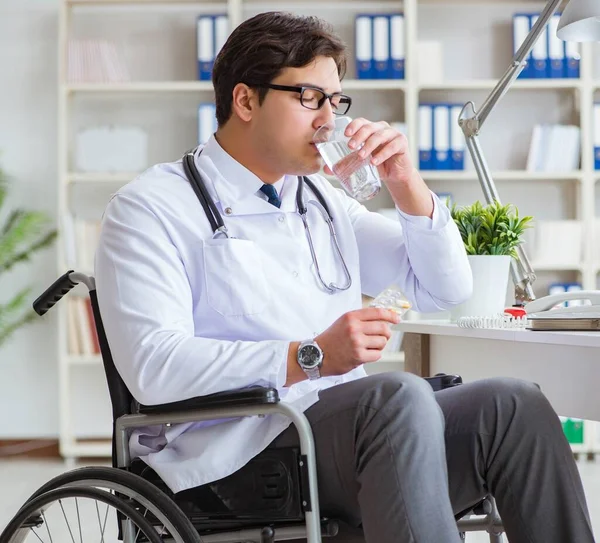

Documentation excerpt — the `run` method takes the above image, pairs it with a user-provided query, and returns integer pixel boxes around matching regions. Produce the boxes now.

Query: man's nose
[313,100,335,131]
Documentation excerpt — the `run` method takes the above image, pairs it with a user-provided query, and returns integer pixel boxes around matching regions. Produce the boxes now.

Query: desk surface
[397,320,600,348]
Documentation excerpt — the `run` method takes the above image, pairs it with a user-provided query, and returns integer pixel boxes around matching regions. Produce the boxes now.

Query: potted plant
[449,199,533,319]
[0,162,57,347]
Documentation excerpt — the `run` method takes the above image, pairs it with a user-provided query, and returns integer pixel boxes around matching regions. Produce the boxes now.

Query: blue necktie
[259,184,281,208]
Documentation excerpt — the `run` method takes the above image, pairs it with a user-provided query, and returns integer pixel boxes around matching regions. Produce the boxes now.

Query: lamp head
[557,0,600,41]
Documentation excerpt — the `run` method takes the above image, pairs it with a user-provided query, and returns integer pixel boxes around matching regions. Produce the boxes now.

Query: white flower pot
[450,255,512,321]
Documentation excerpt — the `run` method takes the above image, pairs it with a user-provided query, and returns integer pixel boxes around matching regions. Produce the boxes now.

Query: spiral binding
[457,314,529,329]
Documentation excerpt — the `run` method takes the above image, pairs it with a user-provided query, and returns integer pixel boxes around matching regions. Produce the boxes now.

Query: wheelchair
[0,271,505,543]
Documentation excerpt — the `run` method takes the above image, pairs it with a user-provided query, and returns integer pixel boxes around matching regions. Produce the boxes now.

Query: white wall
[0,0,61,437]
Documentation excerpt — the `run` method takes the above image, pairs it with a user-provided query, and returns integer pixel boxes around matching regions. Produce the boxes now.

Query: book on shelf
[198,103,218,145]
[67,39,130,84]
[67,297,100,357]
[62,215,102,273]
[594,103,600,170]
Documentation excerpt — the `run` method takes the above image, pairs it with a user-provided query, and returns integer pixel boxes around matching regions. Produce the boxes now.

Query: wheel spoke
[75,498,83,543]
[58,499,77,543]
[27,527,44,543]
[41,511,53,543]
[94,501,105,543]
[100,502,110,539]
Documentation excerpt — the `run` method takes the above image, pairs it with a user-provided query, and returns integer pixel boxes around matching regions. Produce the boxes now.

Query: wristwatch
[297,339,324,380]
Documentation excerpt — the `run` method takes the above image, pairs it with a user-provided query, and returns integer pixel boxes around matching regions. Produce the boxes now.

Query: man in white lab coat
[95,11,595,543]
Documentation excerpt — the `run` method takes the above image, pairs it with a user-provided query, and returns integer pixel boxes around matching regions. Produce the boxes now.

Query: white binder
[389,14,405,79]
[198,103,217,144]
[530,15,548,77]
[197,16,214,79]
[434,105,450,169]
[450,105,465,168]
[548,14,564,77]
[373,15,390,78]
[418,105,434,169]
[214,15,229,58]
[513,15,531,77]
[355,15,372,79]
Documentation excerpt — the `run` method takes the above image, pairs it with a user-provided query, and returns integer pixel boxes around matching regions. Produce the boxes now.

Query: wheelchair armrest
[135,386,279,415]
[424,374,463,392]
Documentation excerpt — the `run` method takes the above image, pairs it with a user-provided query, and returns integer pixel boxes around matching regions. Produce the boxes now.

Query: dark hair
[212,12,347,126]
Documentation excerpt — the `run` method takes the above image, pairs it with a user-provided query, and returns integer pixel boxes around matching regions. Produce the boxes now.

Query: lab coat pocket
[203,238,270,317]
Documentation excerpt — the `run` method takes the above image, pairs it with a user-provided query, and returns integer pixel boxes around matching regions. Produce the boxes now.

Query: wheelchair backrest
[89,290,135,422]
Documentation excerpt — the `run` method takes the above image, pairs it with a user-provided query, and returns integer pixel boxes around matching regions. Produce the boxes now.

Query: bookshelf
[57,0,600,458]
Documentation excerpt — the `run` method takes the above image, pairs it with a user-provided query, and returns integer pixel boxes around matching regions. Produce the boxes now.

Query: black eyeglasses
[249,83,352,115]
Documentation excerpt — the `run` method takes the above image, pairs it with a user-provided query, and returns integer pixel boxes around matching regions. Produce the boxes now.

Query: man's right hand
[316,307,400,377]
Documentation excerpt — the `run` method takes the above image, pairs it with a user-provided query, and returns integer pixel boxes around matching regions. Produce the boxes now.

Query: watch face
[300,345,321,368]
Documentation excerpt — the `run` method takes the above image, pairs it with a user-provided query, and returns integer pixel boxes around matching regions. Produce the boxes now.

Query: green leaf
[0,161,57,348]
[449,199,533,256]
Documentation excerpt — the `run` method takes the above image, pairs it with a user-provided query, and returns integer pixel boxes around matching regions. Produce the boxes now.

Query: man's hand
[323,118,413,184]
[323,117,434,218]
[316,307,400,377]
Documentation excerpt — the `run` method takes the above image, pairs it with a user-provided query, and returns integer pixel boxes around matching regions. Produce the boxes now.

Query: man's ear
[231,83,259,122]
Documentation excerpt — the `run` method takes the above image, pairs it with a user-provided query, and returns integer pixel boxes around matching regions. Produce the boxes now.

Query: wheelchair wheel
[0,486,163,543]
[21,467,201,543]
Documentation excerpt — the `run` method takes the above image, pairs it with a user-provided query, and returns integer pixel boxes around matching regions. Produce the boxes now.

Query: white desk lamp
[458,0,600,305]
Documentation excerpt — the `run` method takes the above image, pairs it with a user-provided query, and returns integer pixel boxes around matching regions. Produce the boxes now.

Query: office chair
[0,271,504,543]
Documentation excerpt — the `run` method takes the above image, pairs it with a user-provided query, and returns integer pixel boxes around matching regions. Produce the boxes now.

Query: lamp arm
[459,0,563,304]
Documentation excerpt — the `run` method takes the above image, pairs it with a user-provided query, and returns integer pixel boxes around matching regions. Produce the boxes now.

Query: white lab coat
[95,136,472,492]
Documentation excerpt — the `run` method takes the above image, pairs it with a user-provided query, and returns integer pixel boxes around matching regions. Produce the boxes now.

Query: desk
[398,320,600,423]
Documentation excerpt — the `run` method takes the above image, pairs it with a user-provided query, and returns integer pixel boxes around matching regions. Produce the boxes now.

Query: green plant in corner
[0,162,57,347]
[449,200,533,258]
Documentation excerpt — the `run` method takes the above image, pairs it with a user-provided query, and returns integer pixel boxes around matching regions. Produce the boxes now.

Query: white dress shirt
[95,135,472,492]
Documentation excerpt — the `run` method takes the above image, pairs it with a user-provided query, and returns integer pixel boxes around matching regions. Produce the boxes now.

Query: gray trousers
[269,372,596,543]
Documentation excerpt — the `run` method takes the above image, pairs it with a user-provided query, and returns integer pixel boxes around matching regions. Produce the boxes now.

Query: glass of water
[313,116,382,201]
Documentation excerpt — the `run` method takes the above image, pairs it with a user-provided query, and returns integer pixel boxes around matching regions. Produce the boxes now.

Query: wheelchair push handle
[33,270,95,316]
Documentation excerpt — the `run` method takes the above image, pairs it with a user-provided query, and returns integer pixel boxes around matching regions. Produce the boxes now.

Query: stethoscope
[182,148,352,294]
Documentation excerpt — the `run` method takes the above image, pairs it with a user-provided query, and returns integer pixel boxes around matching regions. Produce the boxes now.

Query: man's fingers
[361,349,384,363]
[356,307,401,324]
[362,321,393,340]
[362,335,389,350]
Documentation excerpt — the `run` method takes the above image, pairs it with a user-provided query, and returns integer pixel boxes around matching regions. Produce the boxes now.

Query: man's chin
[292,159,323,177]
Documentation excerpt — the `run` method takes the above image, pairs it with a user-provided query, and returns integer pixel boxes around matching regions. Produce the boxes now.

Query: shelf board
[67,0,221,4]
[64,79,405,93]
[68,172,140,184]
[64,81,214,93]
[67,354,103,365]
[419,79,582,91]
[343,79,406,90]
[61,441,112,458]
[531,263,584,272]
[421,171,583,182]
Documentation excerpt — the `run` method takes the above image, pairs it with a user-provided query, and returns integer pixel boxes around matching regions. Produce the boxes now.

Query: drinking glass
[313,116,382,201]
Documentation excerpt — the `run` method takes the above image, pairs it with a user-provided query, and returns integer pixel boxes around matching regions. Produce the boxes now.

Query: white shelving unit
[57,0,600,458]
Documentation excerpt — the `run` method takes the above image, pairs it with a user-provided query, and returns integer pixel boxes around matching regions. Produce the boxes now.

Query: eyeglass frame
[245,83,352,116]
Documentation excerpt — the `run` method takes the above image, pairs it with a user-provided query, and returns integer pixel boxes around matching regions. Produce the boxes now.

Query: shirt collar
[198,135,285,208]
